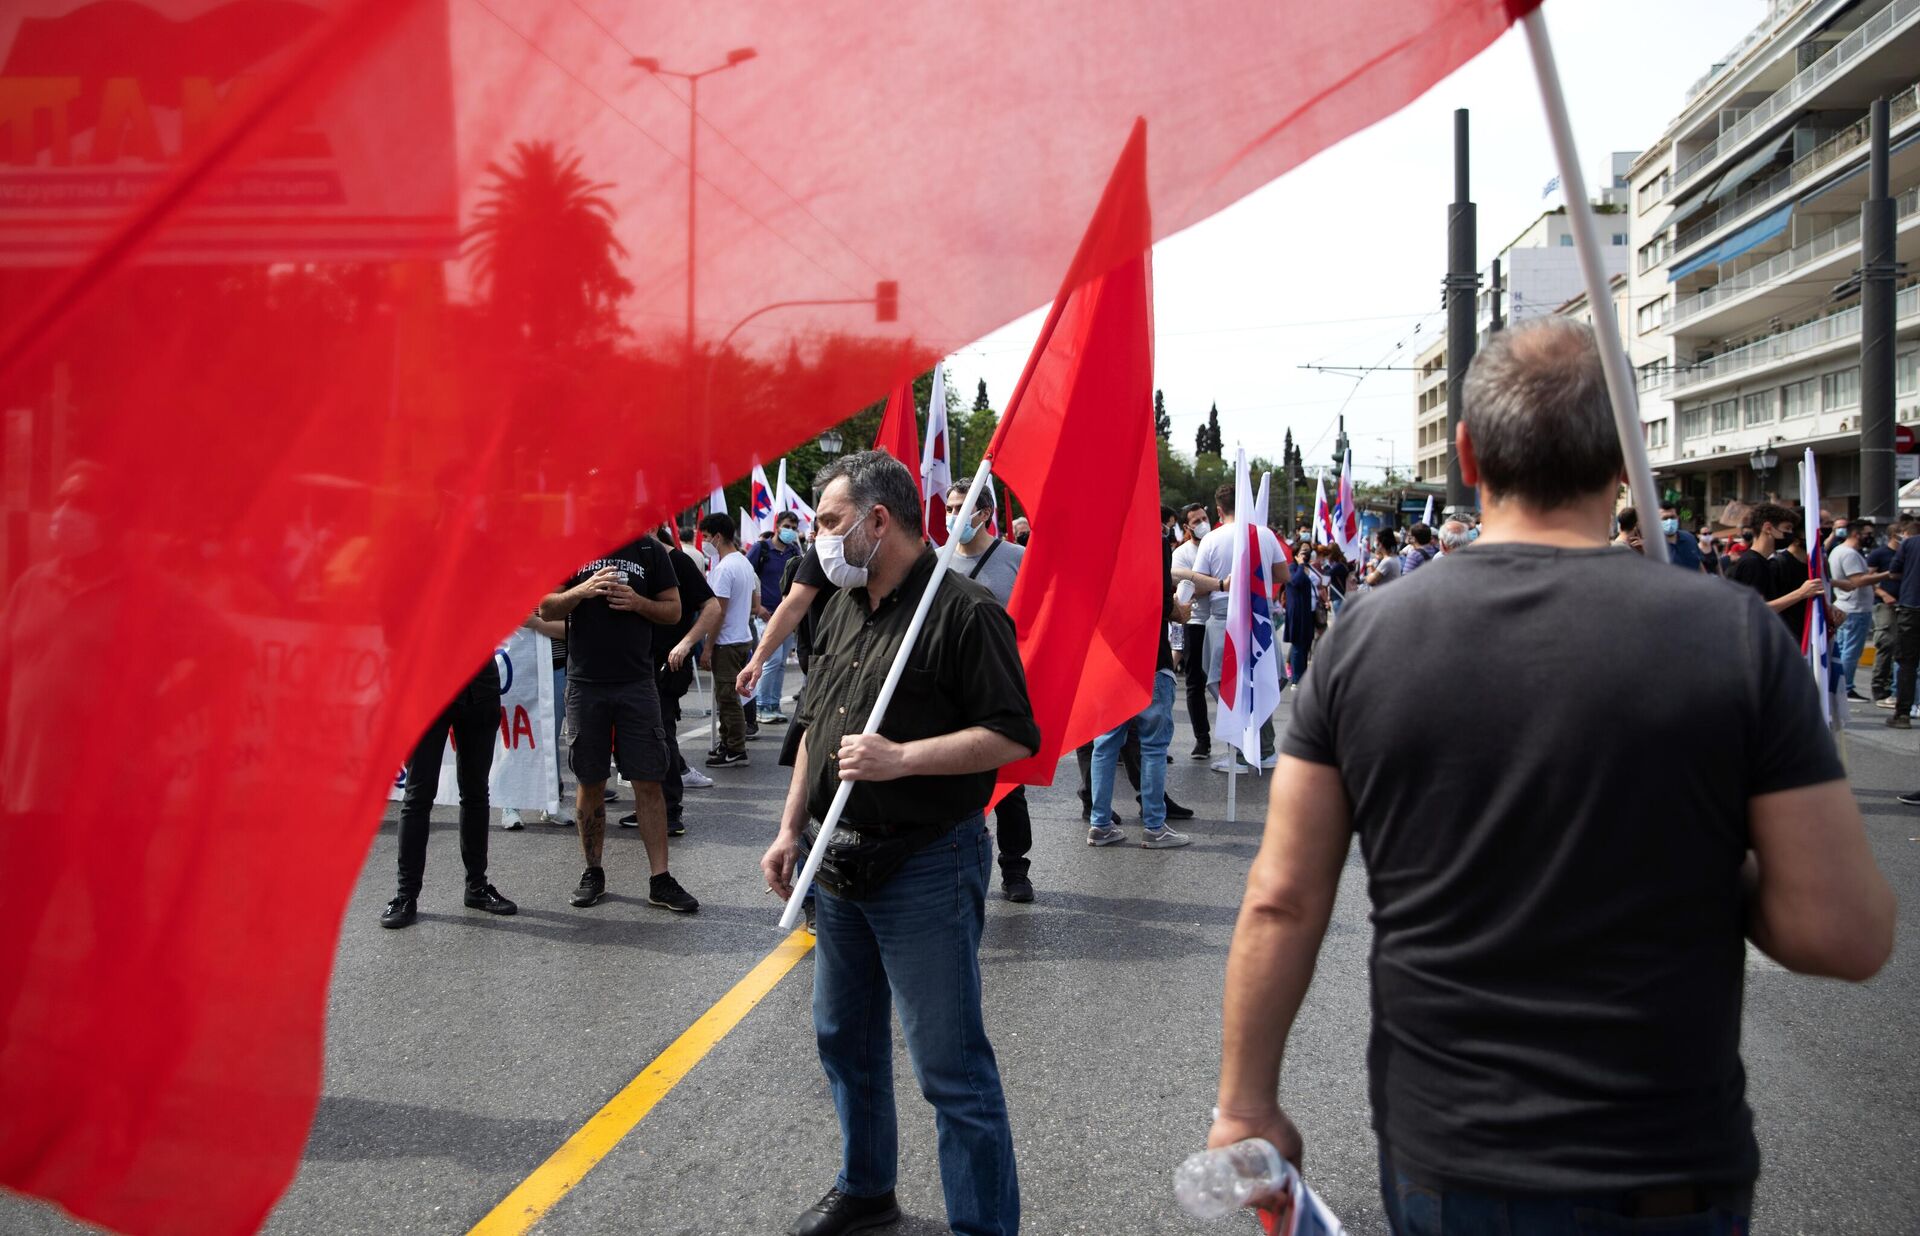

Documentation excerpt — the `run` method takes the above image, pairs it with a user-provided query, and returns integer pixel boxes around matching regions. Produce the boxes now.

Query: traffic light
[874,280,898,322]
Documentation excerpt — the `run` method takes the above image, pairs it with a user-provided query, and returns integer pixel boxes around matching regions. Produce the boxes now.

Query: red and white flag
[921,365,952,544]
[1312,473,1331,546]
[1217,447,1282,767]
[1800,447,1833,725]
[775,459,816,534]
[1333,448,1362,560]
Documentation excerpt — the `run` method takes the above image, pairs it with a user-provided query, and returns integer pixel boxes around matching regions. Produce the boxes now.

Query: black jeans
[657,661,691,824]
[994,785,1032,881]
[1182,622,1210,749]
[397,662,500,898]
[1895,606,1920,716]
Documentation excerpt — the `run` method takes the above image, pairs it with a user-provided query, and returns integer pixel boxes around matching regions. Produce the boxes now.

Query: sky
[942,0,1768,481]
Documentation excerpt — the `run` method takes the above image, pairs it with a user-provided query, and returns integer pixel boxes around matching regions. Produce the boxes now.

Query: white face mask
[1190,520,1211,539]
[816,512,881,588]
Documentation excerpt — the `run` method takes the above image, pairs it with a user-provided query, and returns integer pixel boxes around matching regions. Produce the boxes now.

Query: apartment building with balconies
[1412,335,1449,484]
[1633,0,1920,516]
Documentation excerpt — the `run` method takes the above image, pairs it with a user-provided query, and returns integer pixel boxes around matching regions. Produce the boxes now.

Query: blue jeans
[1380,1152,1751,1235]
[813,815,1017,1235]
[1836,609,1872,693]
[757,633,793,713]
[1092,670,1175,831]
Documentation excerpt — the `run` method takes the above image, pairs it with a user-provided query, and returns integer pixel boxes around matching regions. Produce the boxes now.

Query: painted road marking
[467,929,815,1234]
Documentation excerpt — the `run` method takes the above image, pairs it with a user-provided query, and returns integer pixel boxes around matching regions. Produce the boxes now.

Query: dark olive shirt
[796,549,1040,833]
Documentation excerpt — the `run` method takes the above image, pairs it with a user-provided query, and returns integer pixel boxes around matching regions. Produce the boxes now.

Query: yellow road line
[468,929,815,1235]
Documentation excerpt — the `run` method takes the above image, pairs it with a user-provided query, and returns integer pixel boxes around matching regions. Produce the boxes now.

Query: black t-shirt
[562,537,678,684]
[1771,550,1809,636]
[1283,543,1842,1195]
[655,544,715,662]
[1726,549,1778,604]
[792,547,841,660]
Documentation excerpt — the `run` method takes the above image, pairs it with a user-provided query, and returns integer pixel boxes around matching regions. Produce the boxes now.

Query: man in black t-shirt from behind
[617,527,719,837]
[1209,318,1893,1228]
[539,529,699,914]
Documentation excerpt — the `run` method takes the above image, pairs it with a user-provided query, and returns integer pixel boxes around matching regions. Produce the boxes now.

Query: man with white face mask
[766,451,1038,1236]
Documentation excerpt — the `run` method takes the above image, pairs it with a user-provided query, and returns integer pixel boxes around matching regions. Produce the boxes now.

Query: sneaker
[1087,825,1126,846]
[762,711,790,726]
[681,768,715,789]
[543,809,576,827]
[1003,876,1035,903]
[1896,790,1920,806]
[804,902,817,936]
[1889,715,1912,730]
[604,787,620,804]
[1142,827,1192,849]
[706,749,749,768]
[379,895,417,929]
[570,866,607,908]
[1876,697,1898,709]
[668,816,686,837]
[1211,755,1250,773]
[1847,690,1868,701]
[499,809,525,831]
[618,812,638,829]
[1189,744,1211,761]
[464,883,517,915]
[648,872,700,914]
[1259,754,1278,770]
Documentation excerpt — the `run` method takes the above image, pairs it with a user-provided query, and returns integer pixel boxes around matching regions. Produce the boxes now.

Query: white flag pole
[778,453,998,930]
[1522,9,1668,565]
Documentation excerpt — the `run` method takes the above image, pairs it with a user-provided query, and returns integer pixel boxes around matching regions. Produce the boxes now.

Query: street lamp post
[633,47,758,415]
[1749,442,1779,501]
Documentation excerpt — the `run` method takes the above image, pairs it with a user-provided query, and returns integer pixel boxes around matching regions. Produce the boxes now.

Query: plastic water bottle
[1173,1137,1291,1220]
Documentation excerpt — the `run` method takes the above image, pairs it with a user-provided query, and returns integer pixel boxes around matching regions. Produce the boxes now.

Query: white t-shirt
[1192,520,1284,622]
[1829,543,1872,616]
[708,551,758,644]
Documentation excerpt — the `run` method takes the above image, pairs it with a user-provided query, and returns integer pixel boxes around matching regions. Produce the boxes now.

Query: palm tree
[464,141,633,350]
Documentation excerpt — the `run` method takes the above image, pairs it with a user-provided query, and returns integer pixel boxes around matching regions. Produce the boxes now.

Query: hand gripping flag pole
[778,454,997,930]
[1523,8,1666,564]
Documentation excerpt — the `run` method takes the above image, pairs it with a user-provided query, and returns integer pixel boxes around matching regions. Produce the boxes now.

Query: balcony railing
[1672,185,1920,323]
[1675,80,1920,254]
[1675,0,1920,189]
[1672,282,1919,392]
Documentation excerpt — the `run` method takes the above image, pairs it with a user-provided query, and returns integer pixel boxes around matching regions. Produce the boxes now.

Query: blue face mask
[948,514,981,545]
[1661,518,1679,536]
[1467,527,1480,541]
[778,527,798,545]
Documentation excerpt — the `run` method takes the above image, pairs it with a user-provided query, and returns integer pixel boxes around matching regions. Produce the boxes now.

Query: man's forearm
[539,589,580,620]
[753,591,810,665]
[678,600,721,654]
[1217,900,1328,1116]
[631,596,680,625]
[899,726,1031,777]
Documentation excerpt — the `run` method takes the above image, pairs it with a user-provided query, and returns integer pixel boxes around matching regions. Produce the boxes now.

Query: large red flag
[991,119,1159,791]
[872,378,921,467]
[0,2,1542,1231]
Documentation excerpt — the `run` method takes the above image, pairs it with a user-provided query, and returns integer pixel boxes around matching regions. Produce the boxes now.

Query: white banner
[388,629,560,814]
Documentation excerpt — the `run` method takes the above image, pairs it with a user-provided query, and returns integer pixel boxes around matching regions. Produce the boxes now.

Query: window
[1821,367,1859,410]
[1611,233,1630,246]
[1680,406,1708,441]
[1743,391,1774,426]
[1559,235,1575,247]
[1637,234,1671,273]
[1644,419,1670,449]
[1636,295,1671,334]
[1898,350,1917,396]
[1781,377,1816,420]
[1711,398,1738,432]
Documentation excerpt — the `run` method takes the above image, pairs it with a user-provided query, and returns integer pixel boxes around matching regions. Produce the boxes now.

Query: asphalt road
[4,688,1914,1235]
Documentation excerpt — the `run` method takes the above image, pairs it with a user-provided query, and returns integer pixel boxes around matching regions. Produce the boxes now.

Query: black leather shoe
[1142,793,1196,821]
[1003,877,1035,904]
[464,884,517,915]
[787,1187,900,1236]
[379,896,416,929]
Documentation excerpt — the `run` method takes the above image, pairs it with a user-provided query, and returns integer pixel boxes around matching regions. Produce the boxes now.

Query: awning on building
[1706,129,1795,202]
[1669,202,1794,281]
[1663,190,1716,233]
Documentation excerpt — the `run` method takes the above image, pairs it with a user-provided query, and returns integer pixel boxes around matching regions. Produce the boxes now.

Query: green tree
[973,378,991,412]
[1154,388,1171,443]
[465,140,632,350]
[1195,402,1224,457]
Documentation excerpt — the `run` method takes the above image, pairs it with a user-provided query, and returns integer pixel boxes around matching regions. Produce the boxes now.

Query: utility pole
[1332,415,1349,474]
[1444,108,1479,516]
[1859,97,1902,527]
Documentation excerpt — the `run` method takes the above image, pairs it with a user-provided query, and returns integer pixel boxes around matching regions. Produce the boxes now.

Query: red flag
[0,2,1543,1230]
[872,378,921,468]
[991,119,1159,791]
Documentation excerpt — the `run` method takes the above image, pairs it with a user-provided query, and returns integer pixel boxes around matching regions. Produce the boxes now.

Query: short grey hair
[814,449,924,537]
[1439,519,1471,551]
[1462,318,1621,509]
